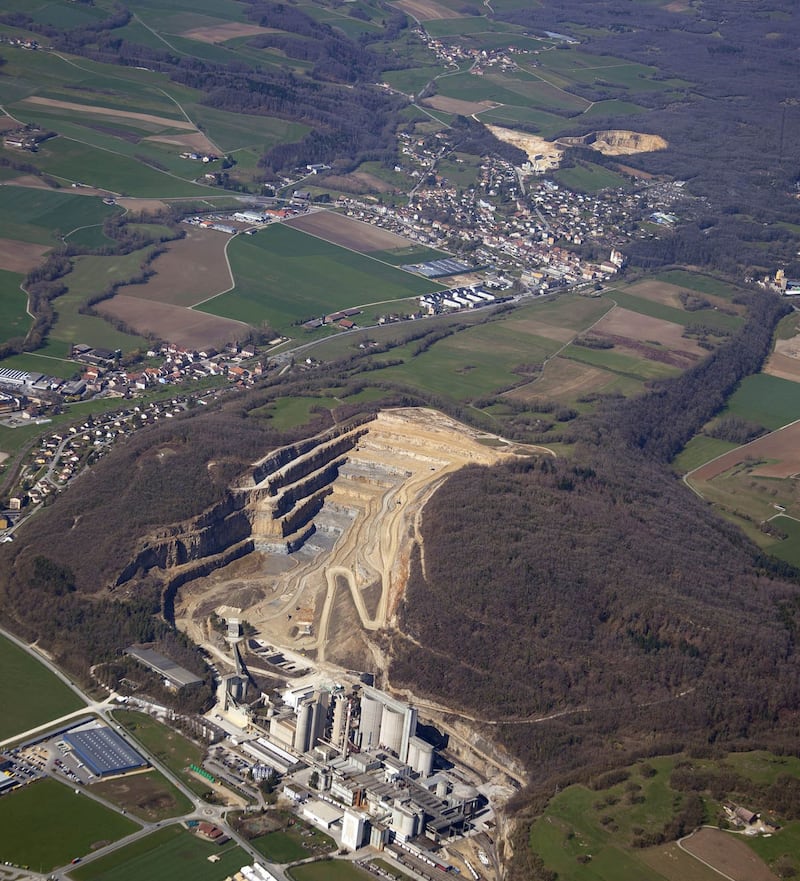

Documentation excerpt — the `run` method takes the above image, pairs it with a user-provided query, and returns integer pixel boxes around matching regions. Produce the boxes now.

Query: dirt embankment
[485,125,564,169]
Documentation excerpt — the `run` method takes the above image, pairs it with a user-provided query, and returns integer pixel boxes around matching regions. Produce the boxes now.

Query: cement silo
[359,694,382,751]
[379,706,405,756]
[407,735,434,777]
[294,698,313,753]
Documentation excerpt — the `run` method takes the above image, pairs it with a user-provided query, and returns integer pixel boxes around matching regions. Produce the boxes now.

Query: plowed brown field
[680,828,777,881]
[690,420,800,481]
[97,295,247,350]
[0,238,49,273]
[285,211,412,252]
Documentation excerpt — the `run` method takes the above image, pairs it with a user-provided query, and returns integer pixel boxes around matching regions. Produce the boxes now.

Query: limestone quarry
[163,408,539,676]
[558,129,669,156]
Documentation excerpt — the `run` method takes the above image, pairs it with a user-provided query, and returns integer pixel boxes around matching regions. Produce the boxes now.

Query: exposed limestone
[558,129,669,156]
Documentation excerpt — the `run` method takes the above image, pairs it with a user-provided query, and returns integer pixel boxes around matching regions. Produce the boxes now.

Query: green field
[0,351,79,378]
[563,343,680,382]
[374,322,562,400]
[198,224,442,334]
[0,269,31,344]
[288,861,372,881]
[672,435,738,473]
[0,633,84,739]
[0,778,137,870]
[368,246,449,266]
[654,270,739,300]
[724,374,800,429]
[765,516,800,568]
[555,162,629,193]
[0,187,120,245]
[70,825,247,881]
[30,137,208,198]
[112,710,208,797]
[611,289,742,332]
[251,825,335,863]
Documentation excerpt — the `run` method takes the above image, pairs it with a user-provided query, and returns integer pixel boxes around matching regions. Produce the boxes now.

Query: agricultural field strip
[18,49,221,154]
[504,296,619,396]
[20,97,194,131]
[682,417,800,498]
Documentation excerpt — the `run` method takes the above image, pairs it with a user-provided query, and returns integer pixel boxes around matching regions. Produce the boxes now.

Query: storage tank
[392,804,418,840]
[380,706,404,755]
[294,700,313,753]
[359,695,382,751]
[411,737,434,778]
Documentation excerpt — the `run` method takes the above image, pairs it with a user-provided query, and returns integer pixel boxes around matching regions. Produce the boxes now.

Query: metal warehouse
[62,725,148,777]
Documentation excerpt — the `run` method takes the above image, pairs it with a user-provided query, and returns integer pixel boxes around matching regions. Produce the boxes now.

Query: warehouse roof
[63,725,147,777]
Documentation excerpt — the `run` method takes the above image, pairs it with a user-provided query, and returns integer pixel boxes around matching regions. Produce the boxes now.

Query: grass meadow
[198,225,441,334]
[288,862,372,881]
[765,516,800,568]
[672,435,738,474]
[0,633,84,739]
[0,778,137,870]
[112,710,208,797]
[70,826,247,881]
[724,374,800,429]
[0,269,31,344]
[0,187,120,245]
[555,162,629,193]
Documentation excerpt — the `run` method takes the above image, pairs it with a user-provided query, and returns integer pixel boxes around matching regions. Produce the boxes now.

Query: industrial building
[125,645,203,689]
[62,723,148,777]
[356,686,418,763]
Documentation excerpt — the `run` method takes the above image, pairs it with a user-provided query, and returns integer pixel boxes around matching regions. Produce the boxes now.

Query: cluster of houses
[77,342,267,397]
[10,400,189,510]
[180,152,218,163]
[0,36,39,50]
[403,29,519,83]
[336,133,699,292]
[2,125,50,153]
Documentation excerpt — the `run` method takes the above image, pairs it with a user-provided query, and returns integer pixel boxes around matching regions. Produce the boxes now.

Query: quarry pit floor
[173,408,546,679]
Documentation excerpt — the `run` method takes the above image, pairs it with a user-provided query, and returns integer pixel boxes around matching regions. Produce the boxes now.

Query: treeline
[593,289,789,461]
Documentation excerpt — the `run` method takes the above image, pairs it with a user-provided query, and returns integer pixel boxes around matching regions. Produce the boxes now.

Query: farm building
[62,724,147,777]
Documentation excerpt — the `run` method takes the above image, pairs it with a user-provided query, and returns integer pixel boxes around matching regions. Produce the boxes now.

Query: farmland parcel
[196,224,442,334]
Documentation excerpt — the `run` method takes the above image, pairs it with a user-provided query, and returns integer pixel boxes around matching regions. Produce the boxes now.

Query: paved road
[0,624,287,880]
